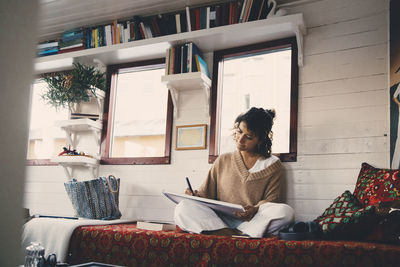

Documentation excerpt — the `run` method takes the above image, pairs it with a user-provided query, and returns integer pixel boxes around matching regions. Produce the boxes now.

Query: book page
[162,190,244,219]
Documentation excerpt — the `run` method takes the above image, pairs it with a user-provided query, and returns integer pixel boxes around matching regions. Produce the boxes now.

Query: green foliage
[41,62,106,109]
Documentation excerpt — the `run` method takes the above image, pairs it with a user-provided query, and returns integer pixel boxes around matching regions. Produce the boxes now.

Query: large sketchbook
[162,190,244,219]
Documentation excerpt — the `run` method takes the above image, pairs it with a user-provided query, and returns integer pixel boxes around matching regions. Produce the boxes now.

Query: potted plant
[41,62,106,113]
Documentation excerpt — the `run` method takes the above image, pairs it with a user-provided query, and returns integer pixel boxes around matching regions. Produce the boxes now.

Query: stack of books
[59,28,85,53]
[37,40,59,57]
[165,42,210,78]
[37,0,280,58]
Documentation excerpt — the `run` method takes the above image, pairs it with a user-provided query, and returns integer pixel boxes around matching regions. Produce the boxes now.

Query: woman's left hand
[235,205,259,221]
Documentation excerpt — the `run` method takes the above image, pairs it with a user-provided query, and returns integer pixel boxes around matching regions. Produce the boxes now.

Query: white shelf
[34,14,306,73]
[51,156,99,181]
[162,72,211,118]
[56,118,102,132]
[56,118,102,153]
[52,156,99,165]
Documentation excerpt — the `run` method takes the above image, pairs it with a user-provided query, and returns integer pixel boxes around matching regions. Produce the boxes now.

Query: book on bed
[136,221,177,231]
[162,190,245,219]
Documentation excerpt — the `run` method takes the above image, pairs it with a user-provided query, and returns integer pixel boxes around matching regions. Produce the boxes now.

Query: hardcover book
[162,190,245,219]
[195,54,210,78]
[136,221,177,231]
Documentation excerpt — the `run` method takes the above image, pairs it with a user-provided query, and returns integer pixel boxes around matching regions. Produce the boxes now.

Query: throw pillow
[314,190,377,240]
[353,162,400,206]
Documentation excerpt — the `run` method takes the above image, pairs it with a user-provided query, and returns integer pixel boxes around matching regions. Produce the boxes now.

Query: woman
[174,107,294,237]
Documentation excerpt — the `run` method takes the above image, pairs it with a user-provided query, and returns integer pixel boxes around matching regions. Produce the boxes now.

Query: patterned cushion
[353,162,400,206]
[314,191,376,239]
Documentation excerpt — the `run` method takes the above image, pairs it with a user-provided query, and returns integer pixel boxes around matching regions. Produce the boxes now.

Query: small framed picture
[176,124,207,150]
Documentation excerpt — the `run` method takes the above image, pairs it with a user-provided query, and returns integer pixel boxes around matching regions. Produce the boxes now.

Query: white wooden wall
[24,0,390,222]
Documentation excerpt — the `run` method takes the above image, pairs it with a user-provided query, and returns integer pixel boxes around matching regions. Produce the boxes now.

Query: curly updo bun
[234,107,276,157]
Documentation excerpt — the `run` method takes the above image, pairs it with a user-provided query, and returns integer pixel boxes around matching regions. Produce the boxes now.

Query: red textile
[67,223,400,267]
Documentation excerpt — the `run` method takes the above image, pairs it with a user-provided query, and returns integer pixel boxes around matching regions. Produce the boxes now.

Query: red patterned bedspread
[67,223,400,267]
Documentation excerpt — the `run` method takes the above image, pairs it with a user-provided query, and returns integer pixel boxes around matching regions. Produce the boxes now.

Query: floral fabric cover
[67,223,400,267]
[353,162,400,206]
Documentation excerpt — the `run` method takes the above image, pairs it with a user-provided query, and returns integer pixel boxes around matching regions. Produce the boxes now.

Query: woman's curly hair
[234,107,276,158]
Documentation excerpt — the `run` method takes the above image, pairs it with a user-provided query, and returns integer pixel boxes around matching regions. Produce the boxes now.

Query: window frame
[209,37,299,163]
[100,58,174,165]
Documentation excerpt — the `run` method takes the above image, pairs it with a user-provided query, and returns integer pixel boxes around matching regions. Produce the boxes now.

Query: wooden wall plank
[301,44,387,84]
[287,0,388,28]
[299,74,387,98]
[299,121,388,140]
[301,90,387,112]
[299,106,387,127]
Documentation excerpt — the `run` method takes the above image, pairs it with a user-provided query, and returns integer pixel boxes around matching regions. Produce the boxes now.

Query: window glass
[109,65,168,158]
[27,80,68,160]
[210,38,298,162]
[218,48,292,155]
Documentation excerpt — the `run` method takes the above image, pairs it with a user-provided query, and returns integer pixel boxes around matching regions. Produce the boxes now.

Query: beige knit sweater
[198,150,283,207]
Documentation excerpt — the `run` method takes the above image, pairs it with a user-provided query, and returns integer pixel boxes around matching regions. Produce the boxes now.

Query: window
[209,37,298,162]
[27,79,69,165]
[101,59,173,164]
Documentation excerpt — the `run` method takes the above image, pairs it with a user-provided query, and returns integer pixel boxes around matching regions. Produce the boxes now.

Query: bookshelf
[51,155,99,181]
[50,92,105,180]
[55,118,102,153]
[35,13,306,73]
[51,118,102,180]
[162,72,211,118]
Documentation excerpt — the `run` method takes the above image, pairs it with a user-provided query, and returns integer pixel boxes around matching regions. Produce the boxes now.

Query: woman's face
[234,121,261,153]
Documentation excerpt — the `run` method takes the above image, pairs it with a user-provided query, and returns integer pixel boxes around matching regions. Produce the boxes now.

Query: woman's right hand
[185,188,199,196]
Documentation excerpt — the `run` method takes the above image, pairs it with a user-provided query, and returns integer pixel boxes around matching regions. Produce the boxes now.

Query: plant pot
[69,87,105,120]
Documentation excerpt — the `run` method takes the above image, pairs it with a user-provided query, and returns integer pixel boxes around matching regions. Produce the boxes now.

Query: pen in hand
[186,177,194,195]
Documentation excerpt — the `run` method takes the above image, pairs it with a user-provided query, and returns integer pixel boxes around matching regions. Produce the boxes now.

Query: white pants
[174,200,294,238]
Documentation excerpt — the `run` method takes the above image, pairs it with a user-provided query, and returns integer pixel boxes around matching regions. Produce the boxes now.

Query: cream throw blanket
[22,218,134,263]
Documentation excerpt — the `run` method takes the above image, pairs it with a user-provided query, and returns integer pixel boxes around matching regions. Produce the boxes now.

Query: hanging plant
[41,62,106,110]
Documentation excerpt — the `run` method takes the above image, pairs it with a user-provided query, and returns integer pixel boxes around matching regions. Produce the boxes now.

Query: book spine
[105,25,112,45]
[175,13,181,33]
[239,0,248,23]
[200,7,207,29]
[244,0,253,22]
[174,44,182,74]
[195,8,201,30]
[133,16,142,40]
[165,48,171,75]
[187,43,192,72]
[112,20,117,44]
[182,43,188,73]
[180,11,187,32]
[206,7,210,29]
[170,47,175,74]
[186,6,192,32]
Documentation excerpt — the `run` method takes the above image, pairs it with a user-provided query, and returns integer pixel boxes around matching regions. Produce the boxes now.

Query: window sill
[101,156,171,165]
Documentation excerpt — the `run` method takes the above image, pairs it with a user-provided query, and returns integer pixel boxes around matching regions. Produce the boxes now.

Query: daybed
[24,162,400,266]
[65,162,400,266]
[66,222,400,267]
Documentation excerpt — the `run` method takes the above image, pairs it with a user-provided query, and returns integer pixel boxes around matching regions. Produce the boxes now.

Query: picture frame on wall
[176,124,207,150]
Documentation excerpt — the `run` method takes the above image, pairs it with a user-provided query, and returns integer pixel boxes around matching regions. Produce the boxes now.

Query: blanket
[21,217,134,262]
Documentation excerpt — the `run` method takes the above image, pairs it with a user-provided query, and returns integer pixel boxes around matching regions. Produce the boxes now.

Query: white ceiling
[37,0,300,42]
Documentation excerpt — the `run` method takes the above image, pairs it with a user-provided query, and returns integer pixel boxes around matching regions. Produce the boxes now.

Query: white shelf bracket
[167,84,179,118]
[89,165,99,179]
[293,26,304,67]
[63,128,75,149]
[60,164,73,181]
[200,81,210,117]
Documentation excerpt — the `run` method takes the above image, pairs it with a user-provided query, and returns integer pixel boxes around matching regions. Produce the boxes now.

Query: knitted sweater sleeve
[197,157,220,200]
